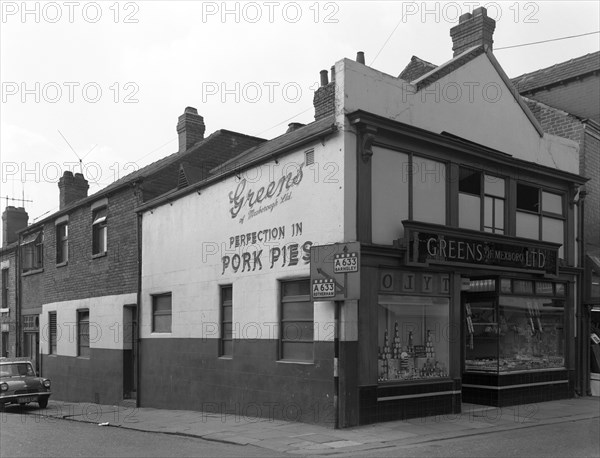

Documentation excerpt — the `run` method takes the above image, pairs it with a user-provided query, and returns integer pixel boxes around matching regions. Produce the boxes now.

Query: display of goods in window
[378,322,448,382]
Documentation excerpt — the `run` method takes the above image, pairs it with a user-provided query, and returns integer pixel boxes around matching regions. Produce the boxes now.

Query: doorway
[123,305,138,400]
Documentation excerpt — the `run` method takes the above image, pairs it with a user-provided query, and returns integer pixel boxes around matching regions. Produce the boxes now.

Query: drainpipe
[334,300,341,429]
[577,188,588,396]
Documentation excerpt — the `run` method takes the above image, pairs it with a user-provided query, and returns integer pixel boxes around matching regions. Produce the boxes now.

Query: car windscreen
[0,363,35,377]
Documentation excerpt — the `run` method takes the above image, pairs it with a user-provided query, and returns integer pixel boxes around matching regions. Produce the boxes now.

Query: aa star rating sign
[310,242,360,301]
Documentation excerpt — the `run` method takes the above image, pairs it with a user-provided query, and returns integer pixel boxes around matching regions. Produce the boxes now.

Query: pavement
[10,396,600,456]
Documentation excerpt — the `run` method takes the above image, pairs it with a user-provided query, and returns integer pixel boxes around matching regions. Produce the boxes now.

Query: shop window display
[378,295,450,382]
[465,278,566,372]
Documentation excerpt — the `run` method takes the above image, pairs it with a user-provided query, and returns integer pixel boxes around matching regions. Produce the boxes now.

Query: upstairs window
[1,268,8,308]
[516,184,565,257]
[22,232,44,272]
[92,207,107,255]
[458,168,504,234]
[56,223,68,264]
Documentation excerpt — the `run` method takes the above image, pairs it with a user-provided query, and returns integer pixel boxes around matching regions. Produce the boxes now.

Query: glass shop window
[378,295,450,382]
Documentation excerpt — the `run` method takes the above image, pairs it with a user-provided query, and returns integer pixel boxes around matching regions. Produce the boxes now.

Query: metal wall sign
[310,242,360,301]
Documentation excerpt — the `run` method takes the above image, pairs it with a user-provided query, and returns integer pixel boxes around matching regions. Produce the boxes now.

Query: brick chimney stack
[177,107,205,153]
[58,171,89,209]
[450,7,496,57]
[313,68,335,121]
[2,206,28,246]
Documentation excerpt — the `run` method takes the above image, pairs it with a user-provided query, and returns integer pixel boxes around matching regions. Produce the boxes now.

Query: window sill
[22,268,44,277]
[276,359,314,365]
[56,261,68,268]
[92,252,107,259]
[218,355,233,360]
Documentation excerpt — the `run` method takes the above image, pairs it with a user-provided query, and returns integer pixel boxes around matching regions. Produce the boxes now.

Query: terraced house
[18,112,264,405]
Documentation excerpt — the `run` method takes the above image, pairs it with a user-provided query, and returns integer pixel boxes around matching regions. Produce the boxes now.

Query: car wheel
[38,398,48,409]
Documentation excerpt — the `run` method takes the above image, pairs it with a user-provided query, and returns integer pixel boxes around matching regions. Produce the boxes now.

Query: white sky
[1,1,599,237]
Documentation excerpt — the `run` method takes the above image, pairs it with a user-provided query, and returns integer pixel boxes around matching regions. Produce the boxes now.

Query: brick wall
[313,83,335,121]
[582,126,600,251]
[523,98,585,142]
[1,247,17,357]
[21,187,140,310]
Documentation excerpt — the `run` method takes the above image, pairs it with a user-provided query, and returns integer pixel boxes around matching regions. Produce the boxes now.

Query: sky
[1,0,599,238]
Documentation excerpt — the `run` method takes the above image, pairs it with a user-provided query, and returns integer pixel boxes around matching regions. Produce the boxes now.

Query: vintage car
[0,358,51,410]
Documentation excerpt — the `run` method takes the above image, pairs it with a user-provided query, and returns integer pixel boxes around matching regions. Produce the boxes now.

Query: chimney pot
[330,65,336,83]
[320,70,329,87]
[177,106,205,153]
[2,206,29,246]
[356,51,365,64]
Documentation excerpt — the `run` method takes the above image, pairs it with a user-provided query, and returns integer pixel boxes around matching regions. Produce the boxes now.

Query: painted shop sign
[409,231,558,275]
[221,221,312,275]
[228,164,304,223]
[380,271,450,295]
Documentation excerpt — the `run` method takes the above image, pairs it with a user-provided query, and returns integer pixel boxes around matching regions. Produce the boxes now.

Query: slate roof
[511,51,600,93]
[22,129,266,230]
[213,115,338,175]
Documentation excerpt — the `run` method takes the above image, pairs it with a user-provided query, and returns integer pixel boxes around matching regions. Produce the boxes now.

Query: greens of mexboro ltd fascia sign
[310,242,361,301]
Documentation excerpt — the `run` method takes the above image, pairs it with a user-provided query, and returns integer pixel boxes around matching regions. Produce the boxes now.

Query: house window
[92,207,107,255]
[516,184,565,257]
[22,232,44,272]
[280,279,313,362]
[1,268,8,308]
[458,168,504,233]
[220,286,233,357]
[371,148,446,244]
[152,293,172,333]
[77,310,90,357]
[49,312,57,355]
[56,223,68,264]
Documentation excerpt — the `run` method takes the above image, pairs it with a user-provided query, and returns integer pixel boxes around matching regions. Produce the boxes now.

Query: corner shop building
[137,9,587,427]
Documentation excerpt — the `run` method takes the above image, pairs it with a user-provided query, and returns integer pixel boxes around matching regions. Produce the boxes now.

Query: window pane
[413,157,446,225]
[484,175,505,197]
[282,322,314,341]
[283,280,310,297]
[542,217,564,258]
[222,305,232,322]
[372,147,409,244]
[223,322,233,339]
[282,342,313,361]
[282,301,312,320]
[459,168,481,195]
[459,193,480,230]
[517,184,539,212]
[542,191,563,215]
[516,211,539,239]
[222,287,232,302]
[495,198,504,230]
[153,315,171,333]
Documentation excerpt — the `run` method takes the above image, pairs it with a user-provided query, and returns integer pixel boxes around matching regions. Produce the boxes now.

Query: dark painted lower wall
[139,338,336,427]
[462,370,572,406]
[359,379,461,425]
[41,349,124,405]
